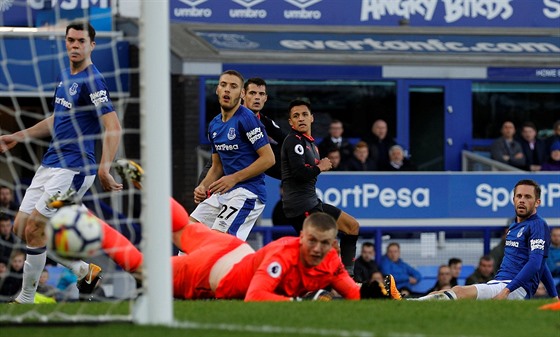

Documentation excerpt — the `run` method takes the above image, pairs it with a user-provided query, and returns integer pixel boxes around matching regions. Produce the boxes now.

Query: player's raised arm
[0,115,54,153]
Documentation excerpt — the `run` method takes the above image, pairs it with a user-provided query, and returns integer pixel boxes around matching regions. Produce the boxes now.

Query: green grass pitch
[1,299,559,337]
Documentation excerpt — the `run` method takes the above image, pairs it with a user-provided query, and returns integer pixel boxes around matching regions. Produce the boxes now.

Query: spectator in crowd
[382,145,417,171]
[426,265,452,294]
[518,121,546,172]
[540,141,560,171]
[490,121,526,169]
[0,257,7,279]
[318,120,354,161]
[465,255,496,285]
[448,258,463,287]
[0,213,21,262]
[0,186,18,219]
[343,141,376,171]
[326,147,344,171]
[545,120,560,153]
[0,250,25,301]
[361,119,396,169]
[380,242,422,291]
[546,227,560,277]
[36,269,57,298]
[353,242,379,283]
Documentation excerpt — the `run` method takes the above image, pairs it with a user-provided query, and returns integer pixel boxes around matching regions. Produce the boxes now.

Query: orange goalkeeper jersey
[216,236,360,301]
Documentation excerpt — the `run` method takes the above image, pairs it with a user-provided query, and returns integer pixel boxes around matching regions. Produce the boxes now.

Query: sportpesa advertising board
[262,173,560,226]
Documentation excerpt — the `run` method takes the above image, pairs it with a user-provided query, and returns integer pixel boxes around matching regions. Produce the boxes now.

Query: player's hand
[98,171,123,192]
[294,289,333,301]
[208,175,237,195]
[492,288,510,300]
[317,158,332,172]
[193,185,208,204]
[0,135,19,153]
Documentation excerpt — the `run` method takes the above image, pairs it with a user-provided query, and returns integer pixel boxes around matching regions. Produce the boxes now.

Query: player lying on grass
[418,179,558,301]
[49,199,402,301]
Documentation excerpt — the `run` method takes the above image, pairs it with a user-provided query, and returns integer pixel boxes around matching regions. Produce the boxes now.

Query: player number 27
[217,205,239,220]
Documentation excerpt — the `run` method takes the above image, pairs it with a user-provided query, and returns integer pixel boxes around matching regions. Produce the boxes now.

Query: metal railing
[461,150,524,172]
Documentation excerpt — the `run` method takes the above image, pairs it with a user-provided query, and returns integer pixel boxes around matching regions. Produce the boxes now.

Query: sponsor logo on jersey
[228,127,237,140]
[90,90,108,107]
[294,144,304,155]
[505,240,519,248]
[284,0,322,20]
[215,143,239,151]
[55,96,72,109]
[517,226,525,238]
[69,82,78,96]
[230,0,267,19]
[175,0,212,18]
[530,238,545,251]
[267,261,282,278]
[247,127,264,144]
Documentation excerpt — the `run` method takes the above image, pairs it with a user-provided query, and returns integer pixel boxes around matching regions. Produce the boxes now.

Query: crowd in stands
[490,120,560,172]
[316,119,418,172]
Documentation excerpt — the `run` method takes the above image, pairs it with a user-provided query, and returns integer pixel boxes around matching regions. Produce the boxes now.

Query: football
[46,205,103,259]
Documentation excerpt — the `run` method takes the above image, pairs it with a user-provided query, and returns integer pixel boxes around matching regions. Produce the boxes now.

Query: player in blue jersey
[417,179,558,301]
[190,70,275,240]
[0,21,122,303]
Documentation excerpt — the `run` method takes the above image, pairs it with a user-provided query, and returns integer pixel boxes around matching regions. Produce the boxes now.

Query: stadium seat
[459,265,475,278]
[410,265,440,295]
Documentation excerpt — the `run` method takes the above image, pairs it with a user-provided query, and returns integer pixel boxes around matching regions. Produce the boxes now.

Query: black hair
[66,21,96,42]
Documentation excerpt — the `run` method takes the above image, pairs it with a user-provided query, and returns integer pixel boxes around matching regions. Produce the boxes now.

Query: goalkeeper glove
[293,289,333,302]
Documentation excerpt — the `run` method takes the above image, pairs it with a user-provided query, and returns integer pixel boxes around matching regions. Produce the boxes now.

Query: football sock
[55,258,89,279]
[99,218,143,272]
[170,197,189,233]
[15,246,47,304]
[417,290,457,301]
[339,233,358,274]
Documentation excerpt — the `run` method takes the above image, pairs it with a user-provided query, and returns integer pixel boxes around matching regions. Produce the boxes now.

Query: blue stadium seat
[410,265,439,294]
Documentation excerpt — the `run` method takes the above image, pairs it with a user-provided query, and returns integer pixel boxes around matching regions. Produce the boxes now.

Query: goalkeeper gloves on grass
[293,289,333,302]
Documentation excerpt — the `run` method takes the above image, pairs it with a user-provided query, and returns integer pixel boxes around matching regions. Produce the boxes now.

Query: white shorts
[190,187,264,241]
[474,280,527,300]
[19,166,95,218]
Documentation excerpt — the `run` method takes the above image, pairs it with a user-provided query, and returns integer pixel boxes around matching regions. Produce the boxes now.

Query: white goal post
[134,0,173,325]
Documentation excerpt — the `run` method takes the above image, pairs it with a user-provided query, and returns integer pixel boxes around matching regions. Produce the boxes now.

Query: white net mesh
[0,2,143,323]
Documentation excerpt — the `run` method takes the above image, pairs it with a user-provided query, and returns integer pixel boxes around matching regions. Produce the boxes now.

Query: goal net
[0,1,172,324]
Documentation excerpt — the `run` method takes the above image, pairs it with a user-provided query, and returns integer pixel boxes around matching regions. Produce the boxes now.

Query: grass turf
[1,299,559,337]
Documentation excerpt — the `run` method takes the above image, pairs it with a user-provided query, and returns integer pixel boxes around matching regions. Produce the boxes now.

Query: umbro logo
[232,0,266,8]
[178,0,208,7]
[284,0,322,10]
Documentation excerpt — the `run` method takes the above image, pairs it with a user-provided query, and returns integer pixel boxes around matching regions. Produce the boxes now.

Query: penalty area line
[173,320,375,337]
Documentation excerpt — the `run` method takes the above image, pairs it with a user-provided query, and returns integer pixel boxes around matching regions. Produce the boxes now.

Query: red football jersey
[216,236,360,301]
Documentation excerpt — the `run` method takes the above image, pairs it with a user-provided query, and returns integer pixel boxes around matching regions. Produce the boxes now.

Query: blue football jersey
[208,105,270,202]
[496,213,551,298]
[42,65,115,175]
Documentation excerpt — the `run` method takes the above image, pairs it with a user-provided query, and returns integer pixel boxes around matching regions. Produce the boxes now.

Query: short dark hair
[514,179,541,200]
[521,121,538,132]
[303,212,337,232]
[448,258,462,266]
[66,21,96,42]
[387,242,400,250]
[362,242,375,250]
[220,69,244,86]
[244,77,267,90]
[0,213,11,222]
[288,99,311,116]
[480,255,494,263]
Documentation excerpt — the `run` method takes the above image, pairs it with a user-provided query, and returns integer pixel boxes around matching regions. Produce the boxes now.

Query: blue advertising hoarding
[194,31,560,57]
[0,37,129,95]
[171,0,560,28]
[0,0,112,30]
[262,172,560,226]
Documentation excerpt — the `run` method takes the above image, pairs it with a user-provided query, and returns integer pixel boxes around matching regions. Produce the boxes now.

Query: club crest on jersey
[227,128,237,140]
[294,144,304,155]
[267,261,282,278]
[69,82,78,96]
[517,226,525,238]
